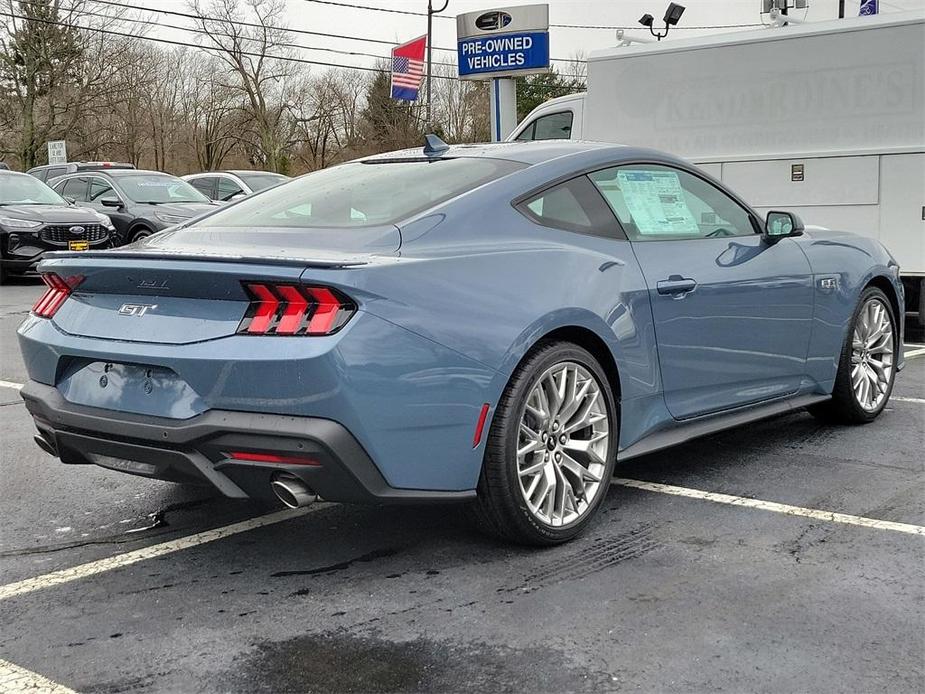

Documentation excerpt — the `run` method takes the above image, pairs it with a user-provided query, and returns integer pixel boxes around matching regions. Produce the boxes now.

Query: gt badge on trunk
[119,303,157,316]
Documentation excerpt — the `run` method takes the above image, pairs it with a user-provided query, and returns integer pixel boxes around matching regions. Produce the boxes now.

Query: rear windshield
[117,174,210,204]
[238,172,289,191]
[195,158,525,229]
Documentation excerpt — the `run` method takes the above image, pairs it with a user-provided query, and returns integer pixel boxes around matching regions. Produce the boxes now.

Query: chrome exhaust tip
[270,473,317,509]
[33,434,57,457]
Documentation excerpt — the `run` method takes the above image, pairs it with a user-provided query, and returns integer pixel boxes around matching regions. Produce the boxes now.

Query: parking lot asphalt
[1,278,923,693]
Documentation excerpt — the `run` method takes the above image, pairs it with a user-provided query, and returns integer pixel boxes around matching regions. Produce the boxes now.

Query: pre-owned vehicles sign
[456,4,550,80]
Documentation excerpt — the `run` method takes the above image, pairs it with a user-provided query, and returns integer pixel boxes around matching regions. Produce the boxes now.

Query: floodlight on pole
[638,3,686,40]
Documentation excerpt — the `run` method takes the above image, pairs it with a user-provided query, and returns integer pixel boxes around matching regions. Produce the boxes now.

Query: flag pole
[426,0,449,129]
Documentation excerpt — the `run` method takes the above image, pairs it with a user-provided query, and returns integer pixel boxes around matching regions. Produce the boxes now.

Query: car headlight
[94,212,115,229]
[154,212,188,225]
[0,217,42,229]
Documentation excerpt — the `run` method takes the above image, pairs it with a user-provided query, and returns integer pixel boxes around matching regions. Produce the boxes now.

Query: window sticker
[616,170,699,235]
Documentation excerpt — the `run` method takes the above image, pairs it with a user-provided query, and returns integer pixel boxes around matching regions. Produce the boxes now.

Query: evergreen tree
[1,0,83,168]
[516,69,585,122]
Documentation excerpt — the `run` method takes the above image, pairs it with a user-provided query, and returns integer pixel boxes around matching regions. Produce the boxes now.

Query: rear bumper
[21,380,475,505]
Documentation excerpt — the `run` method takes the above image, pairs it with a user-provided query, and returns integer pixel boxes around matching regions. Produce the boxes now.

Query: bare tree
[190,0,297,172]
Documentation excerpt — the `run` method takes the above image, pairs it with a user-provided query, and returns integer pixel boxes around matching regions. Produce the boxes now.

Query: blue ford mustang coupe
[17,140,904,545]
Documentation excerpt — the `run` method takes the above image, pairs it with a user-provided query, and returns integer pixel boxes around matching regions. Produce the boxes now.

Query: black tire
[808,286,898,424]
[130,227,153,243]
[471,340,618,546]
[0,262,8,285]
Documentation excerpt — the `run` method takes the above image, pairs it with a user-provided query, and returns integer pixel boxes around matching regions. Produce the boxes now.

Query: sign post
[456,5,550,142]
[47,140,67,165]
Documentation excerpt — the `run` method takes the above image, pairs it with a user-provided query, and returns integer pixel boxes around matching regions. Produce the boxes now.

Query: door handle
[656,276,697,296]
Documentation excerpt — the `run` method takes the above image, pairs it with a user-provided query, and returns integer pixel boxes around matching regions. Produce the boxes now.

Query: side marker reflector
[227,451,321,466]
[472,403,491,448]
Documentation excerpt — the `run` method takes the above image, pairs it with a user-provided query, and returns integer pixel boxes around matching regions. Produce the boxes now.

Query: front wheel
[130,227,153,244]
[809,287,898,424]
[471,341,617,545]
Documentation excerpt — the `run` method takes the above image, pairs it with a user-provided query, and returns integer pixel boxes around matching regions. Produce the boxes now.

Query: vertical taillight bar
[32,273,83,318]
[238,282,355,336]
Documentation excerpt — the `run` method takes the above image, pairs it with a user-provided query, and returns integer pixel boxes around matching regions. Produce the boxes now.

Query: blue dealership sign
[458,31,550,78]
[456,4,550,80]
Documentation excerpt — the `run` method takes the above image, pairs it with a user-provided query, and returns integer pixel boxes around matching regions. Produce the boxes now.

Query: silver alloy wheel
[851,297,895,412]
[517,361,610,527]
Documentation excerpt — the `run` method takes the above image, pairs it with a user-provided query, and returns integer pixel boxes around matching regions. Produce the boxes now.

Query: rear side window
[517,175,620,238]
[195,158,525,229]
[44,167,66,181]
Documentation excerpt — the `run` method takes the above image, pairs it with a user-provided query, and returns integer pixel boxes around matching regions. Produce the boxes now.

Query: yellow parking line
[0,658,77,694]
[0,507,315,602]
[614,478,925,537]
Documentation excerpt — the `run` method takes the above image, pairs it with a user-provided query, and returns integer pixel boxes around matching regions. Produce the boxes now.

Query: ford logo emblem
[475,10,512,31]
[68,225,85,234]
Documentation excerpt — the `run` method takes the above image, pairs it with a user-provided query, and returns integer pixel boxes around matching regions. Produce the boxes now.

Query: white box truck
[509,10,925,326]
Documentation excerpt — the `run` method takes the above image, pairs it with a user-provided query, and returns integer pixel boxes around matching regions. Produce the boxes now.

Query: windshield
[238,172,289,192]
[117,174,210,204]
[0,174,67,205]
[195,158,525,229]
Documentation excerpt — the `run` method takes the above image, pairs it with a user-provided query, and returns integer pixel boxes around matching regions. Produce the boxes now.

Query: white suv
[181,171,290,202]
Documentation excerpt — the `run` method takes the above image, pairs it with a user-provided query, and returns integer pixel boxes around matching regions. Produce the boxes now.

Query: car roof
[66,169,174,178]
[357,140,652,165]
[224,170,287,176]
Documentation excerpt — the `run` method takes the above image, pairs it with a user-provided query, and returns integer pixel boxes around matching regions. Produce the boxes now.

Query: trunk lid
[39,225,395,344]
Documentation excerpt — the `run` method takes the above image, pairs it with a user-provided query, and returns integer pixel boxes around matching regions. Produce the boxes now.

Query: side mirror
[64,196,76,205]
[100,196,123,209]
[764,210,805,244]
[230,193,246,201]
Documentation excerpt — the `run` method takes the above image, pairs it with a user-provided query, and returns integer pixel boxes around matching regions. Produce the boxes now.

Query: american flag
[391,35,427,102]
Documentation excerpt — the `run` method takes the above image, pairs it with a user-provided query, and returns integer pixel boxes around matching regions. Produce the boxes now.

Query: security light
[664,3,685,25]
[639,4,686,40]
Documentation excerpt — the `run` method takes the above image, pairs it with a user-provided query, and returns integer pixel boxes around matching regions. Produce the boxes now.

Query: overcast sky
[146,0,925,73]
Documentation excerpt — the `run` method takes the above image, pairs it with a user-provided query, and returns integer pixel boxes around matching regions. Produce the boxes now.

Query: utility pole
[426,0,449,129]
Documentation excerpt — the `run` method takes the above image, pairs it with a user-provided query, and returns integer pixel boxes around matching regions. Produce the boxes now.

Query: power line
[83,0,587,64]
[301,0,764,30]
[0,9,585,89]
[17,0,460,68]
[0,9,402,75]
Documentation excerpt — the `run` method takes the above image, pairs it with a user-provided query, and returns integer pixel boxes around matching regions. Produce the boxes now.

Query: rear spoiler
[41,248,370,269]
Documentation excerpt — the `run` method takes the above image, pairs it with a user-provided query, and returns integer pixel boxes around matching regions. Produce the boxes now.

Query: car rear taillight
[237,282,355,336]
[32,272,84,318]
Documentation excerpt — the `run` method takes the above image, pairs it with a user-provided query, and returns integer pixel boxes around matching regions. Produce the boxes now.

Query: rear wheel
[809,287,897,424]
[471,341,617,545]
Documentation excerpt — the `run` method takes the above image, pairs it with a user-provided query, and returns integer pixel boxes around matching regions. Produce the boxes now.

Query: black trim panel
[618,393,831,461]
[21,381,476,505]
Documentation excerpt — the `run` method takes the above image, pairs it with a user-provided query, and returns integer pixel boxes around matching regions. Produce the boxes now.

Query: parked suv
[0,171,114,283]
[182,170,289,201]
[27,161,135,183]
[51,169,218,245]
